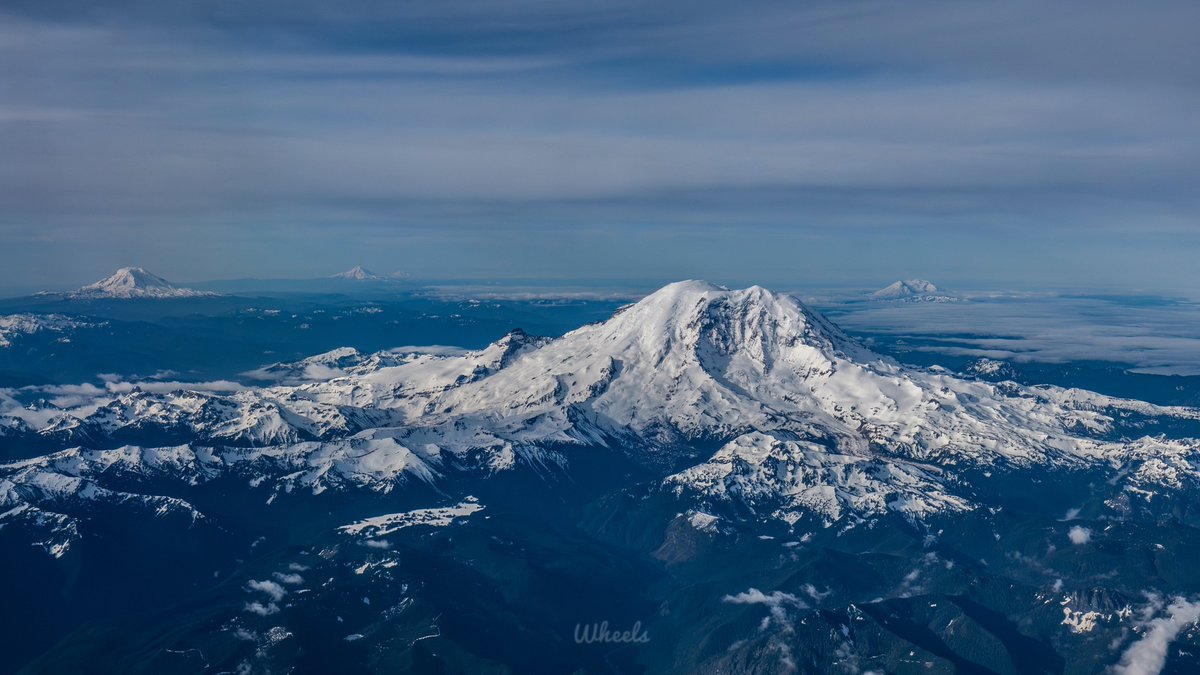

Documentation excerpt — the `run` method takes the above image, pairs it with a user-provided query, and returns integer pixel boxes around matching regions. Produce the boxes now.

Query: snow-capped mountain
[871,279,957,301]
[872,279,938,298]
[3,281,1199,554]
[66,267,215,299]
[331,266,382,280]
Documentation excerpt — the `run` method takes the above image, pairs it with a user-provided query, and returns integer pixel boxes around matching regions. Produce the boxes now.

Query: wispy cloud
[1113,596,1200,675]
[246,579,286,602]
[723,587,808,672]
[1,2,1198,287]
[243,601,279,617]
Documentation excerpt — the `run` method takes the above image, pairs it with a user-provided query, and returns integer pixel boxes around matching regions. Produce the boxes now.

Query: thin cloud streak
[1,1,1198,287]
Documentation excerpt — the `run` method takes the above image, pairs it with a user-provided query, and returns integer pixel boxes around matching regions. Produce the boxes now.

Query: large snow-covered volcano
[66,267,215,299]
[3,281,1199,555]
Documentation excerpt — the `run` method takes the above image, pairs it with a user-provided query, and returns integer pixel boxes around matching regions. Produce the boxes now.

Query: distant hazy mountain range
[25,266,420,300]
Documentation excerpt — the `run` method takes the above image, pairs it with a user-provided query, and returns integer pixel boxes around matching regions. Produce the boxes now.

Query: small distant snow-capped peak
[331,266,382,280]
[68,267,214,299]
[870,279,960,302]
[871,279,939,298]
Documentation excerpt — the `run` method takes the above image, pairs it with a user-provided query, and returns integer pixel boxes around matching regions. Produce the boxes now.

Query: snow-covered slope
[3,281,1200,552]
[67,267,215,299]
[331,266,382,280]
[871,279,956,301]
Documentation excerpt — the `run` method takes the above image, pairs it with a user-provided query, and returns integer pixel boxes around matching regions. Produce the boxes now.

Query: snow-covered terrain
[871,279,958,302]
[3,281,1200,553]
[963,357,1018,380]
[0,314,104,347]
[339,497,484,537]
[64,267,215,299]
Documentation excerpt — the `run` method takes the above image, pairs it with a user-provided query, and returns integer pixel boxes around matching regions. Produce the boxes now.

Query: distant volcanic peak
[869,279,961,302]
[331,266,382,280]
[86,267,171,290]
[872,279,940,298]
[70,267,214,299]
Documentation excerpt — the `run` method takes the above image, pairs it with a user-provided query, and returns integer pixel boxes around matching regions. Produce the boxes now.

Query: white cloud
[723,588,809,672]
[1068,526,1092,545]
[0,376,249,429]
[386,345,470,356]
[104,379,246,394]
[272,572,304,585]
[802,584,831,602]
[243,601,279,617]
[246,579,286,602]
[723,588,806,609]
[832,295,1200,376]
[301,364,347,381]
[1113,597,1200,675]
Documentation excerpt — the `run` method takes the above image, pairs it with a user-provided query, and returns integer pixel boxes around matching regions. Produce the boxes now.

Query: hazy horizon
[10,266,1200,300]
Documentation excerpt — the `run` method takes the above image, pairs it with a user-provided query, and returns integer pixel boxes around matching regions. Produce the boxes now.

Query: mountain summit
[331,266,382,280]
[870,278,959,302]
[871,279,940,299]
[68,267,214,299]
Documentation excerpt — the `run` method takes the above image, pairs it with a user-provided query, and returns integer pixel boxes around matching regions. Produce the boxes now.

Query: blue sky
[2,1,1198,292]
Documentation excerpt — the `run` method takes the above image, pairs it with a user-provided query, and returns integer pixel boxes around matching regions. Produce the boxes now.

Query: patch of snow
[0,314,105,347]
[687,511,720,533]
[339,497,483,537]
